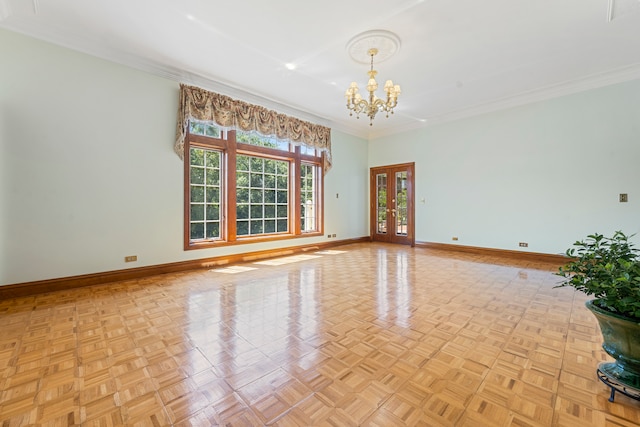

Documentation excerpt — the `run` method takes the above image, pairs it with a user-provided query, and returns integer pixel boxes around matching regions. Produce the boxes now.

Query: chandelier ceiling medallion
[345,30,402,126]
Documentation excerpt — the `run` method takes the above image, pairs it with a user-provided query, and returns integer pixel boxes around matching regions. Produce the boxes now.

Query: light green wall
[0,29,369,285]
[369,80,640,254]
[324,130,369,238]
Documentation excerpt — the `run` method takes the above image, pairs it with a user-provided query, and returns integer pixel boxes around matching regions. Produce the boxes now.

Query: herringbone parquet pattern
[1,243,639,426]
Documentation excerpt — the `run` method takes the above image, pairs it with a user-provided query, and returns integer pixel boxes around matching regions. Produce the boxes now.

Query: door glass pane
[395,172,408,236]
[376,173,387,234]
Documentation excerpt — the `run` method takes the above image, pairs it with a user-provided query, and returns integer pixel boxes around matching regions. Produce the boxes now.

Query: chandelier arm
[357,100,369,113]
[348,98,370,118]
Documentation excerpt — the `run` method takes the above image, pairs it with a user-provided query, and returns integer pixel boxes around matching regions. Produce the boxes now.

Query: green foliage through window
[301,163,316,232]
[236,155,289,236]
[189,120,221,138]
[236,131,289,150]
[189,148,221,241]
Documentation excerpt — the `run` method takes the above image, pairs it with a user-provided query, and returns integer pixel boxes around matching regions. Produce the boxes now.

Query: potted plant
[556,231,640,397]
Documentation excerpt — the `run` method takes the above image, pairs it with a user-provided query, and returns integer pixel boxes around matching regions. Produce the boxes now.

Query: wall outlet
[518,242,528,248]
[452,236,458,241]
[332,234,336,238]
[327,234,331,238]
[125,255,138,262]
[620,193,628,202]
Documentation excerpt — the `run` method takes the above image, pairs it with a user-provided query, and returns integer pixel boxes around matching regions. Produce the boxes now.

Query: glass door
[370,163,415,246]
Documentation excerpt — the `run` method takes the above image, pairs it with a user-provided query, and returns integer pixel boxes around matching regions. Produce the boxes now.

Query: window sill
[185,231,324,251]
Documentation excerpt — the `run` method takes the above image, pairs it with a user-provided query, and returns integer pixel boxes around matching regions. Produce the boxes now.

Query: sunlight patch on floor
[315,250,347,255]
[254,254,322,266]
[208,250,346,273]
[210,265,259,274]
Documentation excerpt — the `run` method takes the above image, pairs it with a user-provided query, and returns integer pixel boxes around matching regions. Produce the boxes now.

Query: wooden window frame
[184,128,324,250]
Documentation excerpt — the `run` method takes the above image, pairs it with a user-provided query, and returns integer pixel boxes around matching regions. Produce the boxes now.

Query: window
[300,163,316,232]
[236,155,289,236]
[185,122,323,249]
[189,148,221,240]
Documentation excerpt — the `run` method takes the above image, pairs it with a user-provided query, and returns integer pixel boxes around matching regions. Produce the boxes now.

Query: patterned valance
[175,84,332,172]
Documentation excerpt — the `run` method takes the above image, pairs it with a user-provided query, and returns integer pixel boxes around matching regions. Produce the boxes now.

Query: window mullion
[184,136,192,249]
[226,132,238,241]
[316,160,324,233]
[293,146,302,235]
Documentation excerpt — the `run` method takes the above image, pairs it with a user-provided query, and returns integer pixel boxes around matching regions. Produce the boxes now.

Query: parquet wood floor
[1,243,639,426]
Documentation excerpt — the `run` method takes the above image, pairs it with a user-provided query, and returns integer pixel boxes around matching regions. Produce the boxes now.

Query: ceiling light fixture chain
[345,44,401,126]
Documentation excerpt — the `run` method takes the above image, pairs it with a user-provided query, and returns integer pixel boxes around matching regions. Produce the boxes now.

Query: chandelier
[345,47,401,126]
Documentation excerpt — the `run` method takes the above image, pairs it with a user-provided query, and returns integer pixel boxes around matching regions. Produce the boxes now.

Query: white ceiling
[2,0,640,139]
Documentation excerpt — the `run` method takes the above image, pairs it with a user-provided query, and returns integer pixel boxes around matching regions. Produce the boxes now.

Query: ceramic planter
[587,299,640,390]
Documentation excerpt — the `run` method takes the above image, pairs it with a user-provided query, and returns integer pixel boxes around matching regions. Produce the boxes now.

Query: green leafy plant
[556,231,640,320]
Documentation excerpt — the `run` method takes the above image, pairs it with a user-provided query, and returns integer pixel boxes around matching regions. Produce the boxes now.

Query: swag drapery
[174,84,332,172]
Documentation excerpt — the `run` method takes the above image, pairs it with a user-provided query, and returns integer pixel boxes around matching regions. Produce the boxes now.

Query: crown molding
[368,62,640,140]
